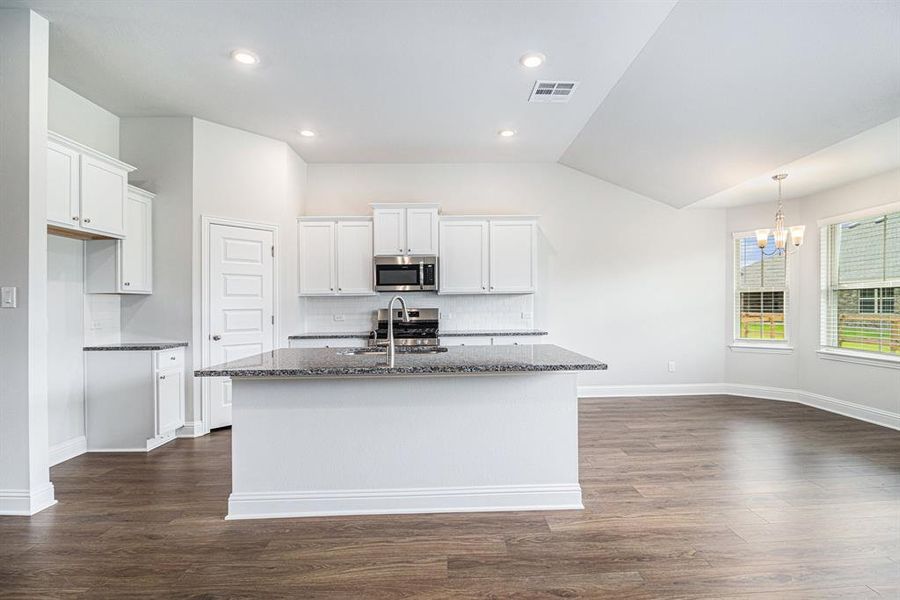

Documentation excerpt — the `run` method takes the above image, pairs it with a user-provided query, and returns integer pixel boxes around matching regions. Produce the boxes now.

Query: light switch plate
[1,286,16,308]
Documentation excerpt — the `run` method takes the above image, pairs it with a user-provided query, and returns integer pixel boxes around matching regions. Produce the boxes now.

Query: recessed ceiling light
[230,49,259,65]
[519,52,545,68]
[298,129,317,138]
[498,129,517,138]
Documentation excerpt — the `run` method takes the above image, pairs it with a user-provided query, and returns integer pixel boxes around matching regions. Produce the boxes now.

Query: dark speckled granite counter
[195,344,605,378]
[84,342,189,351]
[288,330,548,340]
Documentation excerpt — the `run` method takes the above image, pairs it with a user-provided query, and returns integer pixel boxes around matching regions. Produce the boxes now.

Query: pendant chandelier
[756,173,804,255]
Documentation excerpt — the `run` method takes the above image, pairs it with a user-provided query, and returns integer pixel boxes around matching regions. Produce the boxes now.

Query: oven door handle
[419,261,424,290]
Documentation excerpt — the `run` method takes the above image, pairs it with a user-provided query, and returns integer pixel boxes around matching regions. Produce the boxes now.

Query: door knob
[212,335,221,341]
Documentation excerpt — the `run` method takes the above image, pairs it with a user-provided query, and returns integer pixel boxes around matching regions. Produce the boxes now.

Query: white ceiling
[2,0,897,208]
[692,118,900,209]
[2,0,674,163]
[560,0,900,208]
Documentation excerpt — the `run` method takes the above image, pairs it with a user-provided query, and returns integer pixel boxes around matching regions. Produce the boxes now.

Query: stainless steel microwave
[373,256,438,292]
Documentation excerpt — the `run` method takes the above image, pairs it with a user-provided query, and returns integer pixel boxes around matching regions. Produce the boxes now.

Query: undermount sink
[337,346,448,356]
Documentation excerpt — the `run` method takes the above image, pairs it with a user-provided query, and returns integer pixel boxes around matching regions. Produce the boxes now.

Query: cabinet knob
[159,375,166,380]
[83,218,91,224]
[170,356,176,361]
[72,216,80,221]
[407,248,411,252]
[212,335,221,341]
[123,282,130,286]
[338,287,342,291]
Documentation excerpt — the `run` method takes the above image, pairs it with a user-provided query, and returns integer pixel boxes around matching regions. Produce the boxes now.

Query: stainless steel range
[369,307,440,347]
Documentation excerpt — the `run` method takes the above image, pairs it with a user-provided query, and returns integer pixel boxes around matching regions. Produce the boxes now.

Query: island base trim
[226,483,583,520]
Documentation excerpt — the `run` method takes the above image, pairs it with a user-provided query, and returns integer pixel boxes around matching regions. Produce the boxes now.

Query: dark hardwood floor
[2,395,899,599]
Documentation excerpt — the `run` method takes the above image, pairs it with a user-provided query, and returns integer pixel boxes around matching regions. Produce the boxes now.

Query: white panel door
[438,220,489,294]
[298,220,336,295]
[336,220,374,295]
[80,154,127,237]
[490,220,537,293]
[406,207,439,255]
[46,141,80,228]
[208,223,276,429]
[373,208,406,256]
[120,192,152,293]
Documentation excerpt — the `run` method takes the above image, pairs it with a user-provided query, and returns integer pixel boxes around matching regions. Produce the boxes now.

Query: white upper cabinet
[120,187,153,293]
[298,220,336,295]
[46,132,135,239]
[489,220,537,293]
[85,186,154,294]
[46,139,80,227]
[372,204,439,256]
[373,208,405,256]
[439,219,489,294]
[439,216,537,295]
[406,207,439,255]
[298,217,374,296]
[336,220,374,294]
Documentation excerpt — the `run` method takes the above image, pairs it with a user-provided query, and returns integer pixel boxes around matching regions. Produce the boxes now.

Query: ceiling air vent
[528,80,579,103]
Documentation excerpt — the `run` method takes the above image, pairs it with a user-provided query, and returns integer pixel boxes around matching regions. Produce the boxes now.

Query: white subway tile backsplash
[301,293,533,334]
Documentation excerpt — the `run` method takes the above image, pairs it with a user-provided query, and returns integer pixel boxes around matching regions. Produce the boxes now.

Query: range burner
[370,308,440,347]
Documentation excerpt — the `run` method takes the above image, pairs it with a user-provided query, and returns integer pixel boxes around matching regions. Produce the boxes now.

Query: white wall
[46,236,84,449]
[191,118,307,427]
[0,8,53,515]
[48,79,119,158]
[119,117,195,420]
[725,169,900,416]
[305,163,727,387]
[43,79,122,462]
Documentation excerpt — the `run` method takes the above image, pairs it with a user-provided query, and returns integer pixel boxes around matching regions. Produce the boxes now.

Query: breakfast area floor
[1,395,898,599]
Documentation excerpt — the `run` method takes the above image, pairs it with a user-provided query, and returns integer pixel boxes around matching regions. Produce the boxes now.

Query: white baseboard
[0,484,56,516]
[48,436,87,467]
[177,420,207,438]
[578,383,899,430]
[226,483,583,520]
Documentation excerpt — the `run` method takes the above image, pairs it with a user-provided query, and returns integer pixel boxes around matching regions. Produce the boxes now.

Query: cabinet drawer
[155,348,184,370]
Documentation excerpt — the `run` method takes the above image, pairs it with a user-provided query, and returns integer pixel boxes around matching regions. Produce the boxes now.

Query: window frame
[818,203,900,367]
[731,230,792,351]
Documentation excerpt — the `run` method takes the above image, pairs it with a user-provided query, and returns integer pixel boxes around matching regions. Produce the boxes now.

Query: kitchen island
[195,344,606,520]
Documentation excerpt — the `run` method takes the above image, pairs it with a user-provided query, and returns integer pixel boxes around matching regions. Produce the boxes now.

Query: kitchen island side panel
[227,372,581,519]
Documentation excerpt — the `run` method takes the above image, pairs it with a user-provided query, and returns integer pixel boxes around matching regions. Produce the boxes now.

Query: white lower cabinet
[442,336,494,346]
[85,347,185,452]
[289,338,369,349]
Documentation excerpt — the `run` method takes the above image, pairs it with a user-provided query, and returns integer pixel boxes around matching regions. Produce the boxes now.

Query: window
[821,209,900,357]
[734,233,787,342]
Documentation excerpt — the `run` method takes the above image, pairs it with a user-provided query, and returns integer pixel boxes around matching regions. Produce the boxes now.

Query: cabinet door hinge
[271,315,275,325]
[271,245,275,257]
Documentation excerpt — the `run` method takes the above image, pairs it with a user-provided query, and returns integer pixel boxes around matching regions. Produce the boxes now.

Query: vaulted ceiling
[2,0,898,208]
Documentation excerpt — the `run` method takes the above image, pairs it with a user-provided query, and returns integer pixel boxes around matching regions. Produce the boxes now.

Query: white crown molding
[49,436,87,467]
[578,383,899,430]
[227,483,583,520]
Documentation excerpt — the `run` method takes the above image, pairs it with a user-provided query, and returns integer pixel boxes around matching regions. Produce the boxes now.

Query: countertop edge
[288,330,549,340]
[195,363,607,378]
[84,342,189,351]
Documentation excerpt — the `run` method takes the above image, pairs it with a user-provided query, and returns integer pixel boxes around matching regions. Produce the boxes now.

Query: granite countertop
[288,330,548,340]
[84,342,189,351]
[194,344,605,378]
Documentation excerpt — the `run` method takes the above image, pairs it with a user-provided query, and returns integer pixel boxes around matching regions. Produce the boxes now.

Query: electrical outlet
[333,314,345,322]
[90,320,102,330]
[441,312,453,319]
[521,312,533,320]
[668,361,676,373]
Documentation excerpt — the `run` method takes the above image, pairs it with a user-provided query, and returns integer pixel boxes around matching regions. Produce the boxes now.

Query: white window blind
[821,210,900,356]
[734,234,787,341]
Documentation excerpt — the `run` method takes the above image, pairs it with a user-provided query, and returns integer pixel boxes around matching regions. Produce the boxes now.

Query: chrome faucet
[386,295,410,367]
